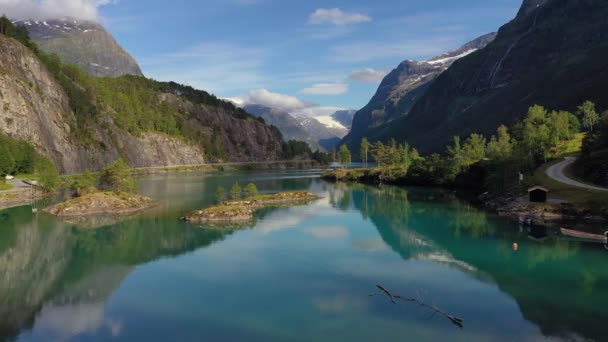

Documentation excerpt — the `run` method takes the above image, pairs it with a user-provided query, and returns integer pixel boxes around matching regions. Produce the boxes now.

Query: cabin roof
[528,186,549,193]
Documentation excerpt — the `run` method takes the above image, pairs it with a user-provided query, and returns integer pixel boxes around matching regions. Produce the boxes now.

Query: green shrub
[35,156,59,192]
[215,186,226,203]
[100,158,136,193]
[70,170,98,197]
[230,182,242,200]
[244,183,258,198]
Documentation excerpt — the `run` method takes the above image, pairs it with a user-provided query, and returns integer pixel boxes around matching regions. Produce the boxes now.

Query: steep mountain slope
[243,104,323,151]
[342,33,496,151]
[0,34,284,173]
[379,0,608,153]
[15,18,142,77]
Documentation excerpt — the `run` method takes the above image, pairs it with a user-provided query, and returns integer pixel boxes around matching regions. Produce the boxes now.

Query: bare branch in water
[371,285,464,329]
[376,284,397,304]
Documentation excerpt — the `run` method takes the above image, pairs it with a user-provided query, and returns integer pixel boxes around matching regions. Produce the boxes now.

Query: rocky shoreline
[480,192,608,223]
[183,191,322,225]
[0,188,53,210]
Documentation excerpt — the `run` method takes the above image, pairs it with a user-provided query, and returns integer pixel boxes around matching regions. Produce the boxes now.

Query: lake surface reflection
[1,170,606,341]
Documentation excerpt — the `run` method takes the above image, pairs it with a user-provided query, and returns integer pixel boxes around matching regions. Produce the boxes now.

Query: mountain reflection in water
[0,171,606,341]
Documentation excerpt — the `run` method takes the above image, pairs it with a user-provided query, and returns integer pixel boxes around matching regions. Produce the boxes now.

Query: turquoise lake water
[1,170,607,341]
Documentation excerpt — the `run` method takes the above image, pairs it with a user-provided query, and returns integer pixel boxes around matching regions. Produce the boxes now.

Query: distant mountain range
[243,104,324,151]
[293,113,349,151]
[341,32,497,152]
[243,105,355,151]
[14,18,143,77]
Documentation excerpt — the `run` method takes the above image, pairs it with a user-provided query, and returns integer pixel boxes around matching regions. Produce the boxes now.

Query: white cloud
[301,83,348,95]
[227,89,348,119]
[308,8,371,26]
[229,88,315,113]
[0,0,115,21]
[348,68,390,83]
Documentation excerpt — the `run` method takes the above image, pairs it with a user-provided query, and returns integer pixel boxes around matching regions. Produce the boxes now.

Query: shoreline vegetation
[183,188,322,225]
[322,102,608,221]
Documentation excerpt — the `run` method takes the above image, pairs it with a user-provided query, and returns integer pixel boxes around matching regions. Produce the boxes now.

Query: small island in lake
[184,189,321,224]
[44,158,159,219]
[44,191,159,217]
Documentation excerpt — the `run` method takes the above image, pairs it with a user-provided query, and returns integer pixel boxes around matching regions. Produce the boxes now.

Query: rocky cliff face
[0,35,284,173]
[341,33,496,151]
[376,0,608,153]
[16,18,143,77]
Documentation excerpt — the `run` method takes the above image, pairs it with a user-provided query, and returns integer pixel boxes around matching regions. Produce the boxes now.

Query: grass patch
[533,159,608,208]
[555,133,586,157]
[201,205,252,216]
[0,193,17,200]
[0,182,13,191]
[14,173,40,180]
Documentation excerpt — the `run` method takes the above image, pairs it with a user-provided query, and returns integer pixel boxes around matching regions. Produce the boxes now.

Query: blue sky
[4,0,524,115]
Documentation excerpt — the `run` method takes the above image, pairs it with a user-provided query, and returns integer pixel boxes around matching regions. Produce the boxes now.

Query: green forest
[329,101,605,196]
[0,133,36,177]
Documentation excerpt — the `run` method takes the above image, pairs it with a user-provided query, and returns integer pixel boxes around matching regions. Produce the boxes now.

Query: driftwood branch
[369,284,464,329]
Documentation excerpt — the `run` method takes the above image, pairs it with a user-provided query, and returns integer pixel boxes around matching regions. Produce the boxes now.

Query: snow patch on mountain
[426,48,478,65]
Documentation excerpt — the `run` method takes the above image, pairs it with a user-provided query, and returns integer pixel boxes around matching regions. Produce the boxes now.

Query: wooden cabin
[528,186,549,203]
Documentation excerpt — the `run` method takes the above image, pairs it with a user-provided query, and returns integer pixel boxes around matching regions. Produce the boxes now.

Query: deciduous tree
[578,100,599,132]
[231,182,242,200]
[360,138,370,168]
[244,183,258,198]
[338,145,352,167]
